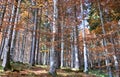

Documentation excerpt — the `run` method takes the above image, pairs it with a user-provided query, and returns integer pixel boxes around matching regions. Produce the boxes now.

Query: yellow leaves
[48,0,53,4]
[40,49,49,52]
[92,12,99,19]
[39,4,44,7]
[21,11,29,19]
[21,0,31,8]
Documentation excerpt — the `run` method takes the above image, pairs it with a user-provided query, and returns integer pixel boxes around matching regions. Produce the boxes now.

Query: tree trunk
[81,1,88,73]
[73,26,79,70]
[2,2,17,70]
[29,1,38,66]
[35,38,39,64]
[97,0,113,76]
[0,29,7,58]
[71,30,74,68]
[60,20,64,68]
[49,0,58,76]
[0,0,7,30]
[10,0,21,61]
[0,0,8,59]
[110,36,119,77]
[35,6,42,65]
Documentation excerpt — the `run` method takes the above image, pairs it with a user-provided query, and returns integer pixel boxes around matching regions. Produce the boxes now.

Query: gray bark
[35,38,39,64]
[81,1,88,73]
[0,29,7,58]
[0,1,8,59]
[97,0,113,76]
[73,26,79,70]
[60,20,64,68]
[49,0,58,76]
[35,7,42,64]
[43,52,47,65]
[29,1,38,66]
[10,0,21,61]
[110,36,119,77]
[2,2,17,70]
[71,30,74,68]
[0,0,7,28]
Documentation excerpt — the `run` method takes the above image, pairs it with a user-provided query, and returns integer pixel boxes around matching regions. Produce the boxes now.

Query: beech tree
[29,0,38,66]
[2,0,19,70]
[49,0,58,76]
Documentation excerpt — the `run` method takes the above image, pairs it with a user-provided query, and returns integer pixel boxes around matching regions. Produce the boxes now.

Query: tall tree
[60,17,64,68]
[29,0,38,66]
[0,0,8,58]
[2,0,18,70]
[73,5,80,70]
[81,0,88,73]
[49,0,58,76]
[97,0,112,77]
[10,0,22,61]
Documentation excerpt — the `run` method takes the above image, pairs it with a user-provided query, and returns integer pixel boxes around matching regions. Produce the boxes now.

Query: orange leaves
[21,11,29,19]
[91,20,119,35]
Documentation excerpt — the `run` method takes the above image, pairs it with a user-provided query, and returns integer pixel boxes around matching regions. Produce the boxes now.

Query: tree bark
[10,0,21,61]
[71,30,74,68]
[0,0,7,31]
[49,0,58,76]
[29,1,38,66]
[73,26,79,70]
[2,1,17,70]
[60,20,64,68]
[81,0,88,73]
[97,0,113,77]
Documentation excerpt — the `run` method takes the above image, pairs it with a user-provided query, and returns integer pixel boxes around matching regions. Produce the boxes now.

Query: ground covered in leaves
[0,62,98,77]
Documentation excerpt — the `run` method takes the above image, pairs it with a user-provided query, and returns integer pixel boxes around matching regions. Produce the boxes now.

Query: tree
[10,0,22,61]
[29,0,38,66]
[0,0,8,58]
[81,0,88,73]
[49,0,58,76]
[2,0,19,70]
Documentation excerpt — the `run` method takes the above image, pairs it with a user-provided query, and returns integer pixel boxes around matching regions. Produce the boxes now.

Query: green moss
[0,65,4,72]
[89,69,109,77]
[11,61,31,71]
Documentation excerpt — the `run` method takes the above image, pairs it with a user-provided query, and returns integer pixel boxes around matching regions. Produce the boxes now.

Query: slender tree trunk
[35,38,39,64]
[49,0,58,76]
[74,5,80,70]
[10,0,21,61]
[81,0,88,73]
[97,53,101,71]
[110,36,119,77]
[29,1,38,66]
[20,31,27,62]
[17,31,20,61]
[0,0,7,30]
[43,52,47,65]
[97,0,113,76]
[35,7,42,64]
[0,0,8,59]
[73,26,79,70]
[71,29,74,68]
[60,20,64,68]
[2,1,17,70]
[0,29,7,58]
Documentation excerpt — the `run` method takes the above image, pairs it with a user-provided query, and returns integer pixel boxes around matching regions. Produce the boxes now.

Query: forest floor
[0,67,97,77]
[0,62,97,77]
